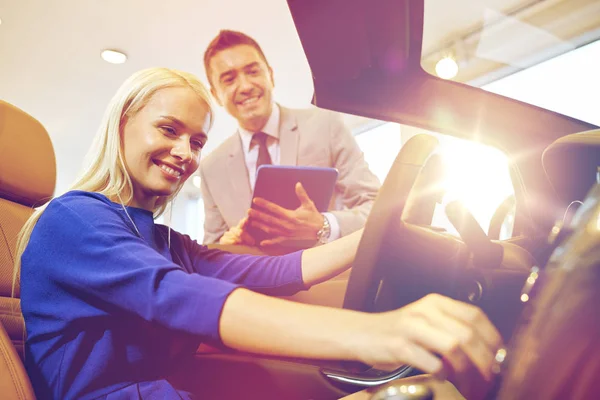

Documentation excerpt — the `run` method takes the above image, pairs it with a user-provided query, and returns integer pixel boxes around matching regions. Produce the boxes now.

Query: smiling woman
[120,86,210,211]
[15,67,214,268]
[13,67,219,399]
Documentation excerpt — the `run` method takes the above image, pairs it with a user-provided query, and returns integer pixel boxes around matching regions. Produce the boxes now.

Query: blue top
[20,191,305,399]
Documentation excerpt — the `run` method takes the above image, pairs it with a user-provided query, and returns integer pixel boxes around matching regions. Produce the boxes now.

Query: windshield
[421,0,600,126]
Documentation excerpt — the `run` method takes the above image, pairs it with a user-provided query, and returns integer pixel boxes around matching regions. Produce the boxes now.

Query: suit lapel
[278,106,299,166]
[226,133,252,214]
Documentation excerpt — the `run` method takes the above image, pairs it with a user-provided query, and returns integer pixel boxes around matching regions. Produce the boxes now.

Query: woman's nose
[171,140,192,163]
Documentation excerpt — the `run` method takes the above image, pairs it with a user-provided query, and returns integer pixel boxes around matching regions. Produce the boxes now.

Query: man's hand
[249,182,325,246]
[219,217,256,246]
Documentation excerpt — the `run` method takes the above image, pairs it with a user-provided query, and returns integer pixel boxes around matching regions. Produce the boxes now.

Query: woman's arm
[187,227,362,295]
[220,290,502,400]
[220,288,367,361]
[191,227,362,293]
[300,228,362,286]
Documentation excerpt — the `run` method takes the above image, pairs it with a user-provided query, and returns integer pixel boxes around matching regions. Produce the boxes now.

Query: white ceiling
[422,0,528,55]
[2,0,322,193]
[0,0,580,194]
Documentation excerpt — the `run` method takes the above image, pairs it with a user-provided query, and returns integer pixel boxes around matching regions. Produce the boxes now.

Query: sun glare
[355,126,515,236]
[432,135,514,235]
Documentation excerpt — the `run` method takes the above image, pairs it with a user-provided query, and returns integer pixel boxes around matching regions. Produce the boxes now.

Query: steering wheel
[343,132,534,336]
[343,133,442,312]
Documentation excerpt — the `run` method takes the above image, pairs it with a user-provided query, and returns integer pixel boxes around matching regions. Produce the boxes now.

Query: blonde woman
[17,67,501,400]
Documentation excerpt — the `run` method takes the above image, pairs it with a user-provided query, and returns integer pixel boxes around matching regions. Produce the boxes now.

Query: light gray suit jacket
[199,105,381,244]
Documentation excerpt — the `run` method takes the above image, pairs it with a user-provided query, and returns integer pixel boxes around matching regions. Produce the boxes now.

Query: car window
[421,0,600,126]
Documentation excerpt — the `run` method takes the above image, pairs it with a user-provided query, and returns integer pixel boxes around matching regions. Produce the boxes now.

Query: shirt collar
[239,103,280,153]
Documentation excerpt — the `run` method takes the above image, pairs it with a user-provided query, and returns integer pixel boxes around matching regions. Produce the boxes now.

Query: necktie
[252,132,272,169]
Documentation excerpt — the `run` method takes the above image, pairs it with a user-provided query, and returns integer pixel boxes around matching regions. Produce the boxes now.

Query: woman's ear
[119,115,129,137]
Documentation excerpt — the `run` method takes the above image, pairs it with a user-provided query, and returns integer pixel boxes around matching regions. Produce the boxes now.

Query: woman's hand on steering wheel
[352,293,503,400]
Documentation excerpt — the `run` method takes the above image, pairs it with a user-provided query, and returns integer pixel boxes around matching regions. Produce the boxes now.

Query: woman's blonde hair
[13,67,213,296]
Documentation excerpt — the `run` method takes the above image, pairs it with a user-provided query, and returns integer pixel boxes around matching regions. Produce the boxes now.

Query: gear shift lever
[445,201,504,268]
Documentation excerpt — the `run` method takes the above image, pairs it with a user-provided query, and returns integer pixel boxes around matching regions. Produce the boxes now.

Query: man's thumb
[295,182,313,207]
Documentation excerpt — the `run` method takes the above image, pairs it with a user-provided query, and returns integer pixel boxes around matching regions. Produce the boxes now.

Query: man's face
[209,44,275,131]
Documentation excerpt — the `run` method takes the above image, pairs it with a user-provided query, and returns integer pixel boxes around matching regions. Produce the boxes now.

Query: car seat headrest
[542,129,600,204]
[0,100,56,207]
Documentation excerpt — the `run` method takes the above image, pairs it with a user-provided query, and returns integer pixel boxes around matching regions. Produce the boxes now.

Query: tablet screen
[248,165,338,244]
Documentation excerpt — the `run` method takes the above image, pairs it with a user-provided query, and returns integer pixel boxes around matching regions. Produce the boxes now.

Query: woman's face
[121,86,210,210]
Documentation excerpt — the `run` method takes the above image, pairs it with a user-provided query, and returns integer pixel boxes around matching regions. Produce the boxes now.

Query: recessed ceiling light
[435,56,458,80]
[101,49,127,64]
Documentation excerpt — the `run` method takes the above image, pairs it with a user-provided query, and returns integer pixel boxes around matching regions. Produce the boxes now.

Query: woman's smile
[154,159,184,180]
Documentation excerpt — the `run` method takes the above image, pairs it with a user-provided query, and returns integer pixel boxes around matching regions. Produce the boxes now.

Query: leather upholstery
[0,322,35,400]
[0,200,32,359]
[0,101,56,207]
[0,100,56,399]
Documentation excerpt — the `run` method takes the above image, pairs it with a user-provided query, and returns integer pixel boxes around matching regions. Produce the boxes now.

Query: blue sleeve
[24,197,237,343]
[178,234,307,296]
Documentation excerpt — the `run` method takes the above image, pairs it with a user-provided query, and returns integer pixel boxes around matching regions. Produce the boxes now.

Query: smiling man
[199,30,380,247]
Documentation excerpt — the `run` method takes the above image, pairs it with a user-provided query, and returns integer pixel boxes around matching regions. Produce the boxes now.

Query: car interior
[1,0,600,399]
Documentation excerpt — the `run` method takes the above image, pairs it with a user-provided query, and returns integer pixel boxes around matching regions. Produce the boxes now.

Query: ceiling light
[435,56,459,80]
[101,49,127,64]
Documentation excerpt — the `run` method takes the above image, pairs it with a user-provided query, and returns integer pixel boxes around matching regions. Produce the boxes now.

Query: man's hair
[203,30,270,86]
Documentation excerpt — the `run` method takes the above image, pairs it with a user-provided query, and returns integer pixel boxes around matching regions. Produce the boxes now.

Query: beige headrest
[543,129,600,203]
[0,101,56,207]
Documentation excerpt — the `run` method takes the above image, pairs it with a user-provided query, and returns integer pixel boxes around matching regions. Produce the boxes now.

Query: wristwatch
[316,214,331,244]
